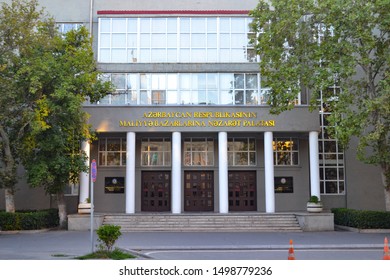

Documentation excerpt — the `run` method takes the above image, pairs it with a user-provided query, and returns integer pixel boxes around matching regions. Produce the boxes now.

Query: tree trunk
[0,126,17,213]
[57,191,68,229]
[385,188,390,212]
[5,187,15,213]
[382,169,390,211]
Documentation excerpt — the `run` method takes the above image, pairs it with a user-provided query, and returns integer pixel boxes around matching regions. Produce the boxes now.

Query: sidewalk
[0,229,389,260]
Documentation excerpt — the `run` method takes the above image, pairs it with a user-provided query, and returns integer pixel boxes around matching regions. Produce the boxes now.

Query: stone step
[102,213,302,232]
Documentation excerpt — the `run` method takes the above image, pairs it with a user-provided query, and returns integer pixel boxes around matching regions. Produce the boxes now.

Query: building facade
[0,0,385,213]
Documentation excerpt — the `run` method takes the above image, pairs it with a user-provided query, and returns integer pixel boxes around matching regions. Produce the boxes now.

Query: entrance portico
[79,106,320,213]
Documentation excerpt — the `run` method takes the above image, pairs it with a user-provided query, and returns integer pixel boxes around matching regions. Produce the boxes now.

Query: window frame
[273,137,299,166]
[228,138,256,166]
[98,137,127,167]
[183,138,214,166]
[140,138,172,167]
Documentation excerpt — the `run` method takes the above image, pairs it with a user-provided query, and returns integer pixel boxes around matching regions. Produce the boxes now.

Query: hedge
[332,208,390,229]
[0,209,59,231]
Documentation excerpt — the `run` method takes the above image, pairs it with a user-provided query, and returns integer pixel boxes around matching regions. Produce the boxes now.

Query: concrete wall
[344,139,385,210]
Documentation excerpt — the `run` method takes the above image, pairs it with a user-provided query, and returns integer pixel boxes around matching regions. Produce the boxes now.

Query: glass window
[127,34,137,48]
[167,18,177,33]
[92,73,267,106]
[207,34,217,48]
[207,18,217,33]
[140,18,151,32]
[318,86,345,194]
[192,34,206,48]
[180,34,191,48]
[220,18,230,33]
[228,138,256,166]
[192,18,206,33]
[100,34,111,48]
[141,138,171,166]
[99,138,126,166]
[180,18,190,33]
[64,182,79,196]
[127,18,137,33]
[98,16,256,63]
[140,34,151,47]
[231,18,246,33]
[100,19,111,33]
[112,19,126,33]
[273,138,299,166]
[111,49,126,62]
[184,138,214,166]
[152,34,166,48]
[152,18,166,33]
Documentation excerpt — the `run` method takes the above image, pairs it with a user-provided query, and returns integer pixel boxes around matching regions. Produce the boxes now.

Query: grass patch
[76,248,136,260]
[51,254,71,258]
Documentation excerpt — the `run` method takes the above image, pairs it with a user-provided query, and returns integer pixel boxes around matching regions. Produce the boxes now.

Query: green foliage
[21,25,112,195]
[332,208,390,229]
[96,224,122,252]
[0,0,113,216]
[308,195,320,203]
[76,248,135,260]
[0,209,59,230]
[250,0,390,194]
[0,0,54,204]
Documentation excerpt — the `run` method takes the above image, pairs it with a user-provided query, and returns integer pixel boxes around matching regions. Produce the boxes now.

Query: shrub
[96,224,122,252]
[332,208,390,229]
[0,209,59,231]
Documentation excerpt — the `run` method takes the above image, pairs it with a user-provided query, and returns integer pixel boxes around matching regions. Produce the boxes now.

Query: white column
[264,131,275,213]
[172,132,182,214]
[218,132,229,213]
[79,141,90,203]
[309,131,321,198]
[125,132,136,214]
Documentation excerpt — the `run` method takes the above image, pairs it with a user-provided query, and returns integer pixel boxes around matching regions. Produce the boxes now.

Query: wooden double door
[141,171,171,211]
[228,171,257,211]
[184,171,214,211]
[141,170,256,212]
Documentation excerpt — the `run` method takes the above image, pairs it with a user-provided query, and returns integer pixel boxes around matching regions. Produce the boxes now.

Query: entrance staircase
[102,213,302,232]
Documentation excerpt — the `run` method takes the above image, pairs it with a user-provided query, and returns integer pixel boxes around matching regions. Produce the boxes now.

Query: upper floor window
[98,17,255,63]
[93,73,274,106]
[273,138,299,166]
[318,85,345,194]
[57,23,83,34]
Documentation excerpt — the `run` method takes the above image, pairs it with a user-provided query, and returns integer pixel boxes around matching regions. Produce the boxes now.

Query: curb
[125,243,385,251]
[0,229,51,235]
[335,225,390,233]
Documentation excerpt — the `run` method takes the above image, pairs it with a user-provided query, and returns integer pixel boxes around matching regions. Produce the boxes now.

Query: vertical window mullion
[176,17,180,62]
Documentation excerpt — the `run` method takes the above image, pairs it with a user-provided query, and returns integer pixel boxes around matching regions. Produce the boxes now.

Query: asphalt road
[0,229,389,260]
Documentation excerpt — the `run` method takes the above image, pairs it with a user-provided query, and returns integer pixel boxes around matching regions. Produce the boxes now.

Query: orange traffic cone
[288,239,295,260]
[384,237,390,260]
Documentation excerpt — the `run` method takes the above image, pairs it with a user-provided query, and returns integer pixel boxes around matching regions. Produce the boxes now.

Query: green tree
[0,0,112,227]
[0,0,56,212]
[250,0,390,209]
[20,26,112,228]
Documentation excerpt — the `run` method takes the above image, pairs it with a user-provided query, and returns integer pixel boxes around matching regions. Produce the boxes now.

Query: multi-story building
[0,0,385,214]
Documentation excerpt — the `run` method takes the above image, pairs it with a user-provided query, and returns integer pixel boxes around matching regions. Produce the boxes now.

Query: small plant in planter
[306,195,323,213]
